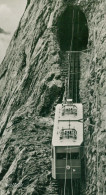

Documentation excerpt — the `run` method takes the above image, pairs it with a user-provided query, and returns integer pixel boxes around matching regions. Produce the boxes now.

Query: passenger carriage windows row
[56,153,79,160]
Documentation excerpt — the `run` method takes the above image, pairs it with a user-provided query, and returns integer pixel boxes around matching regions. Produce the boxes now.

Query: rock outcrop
[0,0,106,194]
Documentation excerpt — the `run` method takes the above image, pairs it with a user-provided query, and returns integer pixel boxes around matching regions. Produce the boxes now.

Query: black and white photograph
[0,0,106,194]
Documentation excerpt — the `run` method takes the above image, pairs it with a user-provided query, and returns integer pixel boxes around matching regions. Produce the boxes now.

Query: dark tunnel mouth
[57,6,89,51]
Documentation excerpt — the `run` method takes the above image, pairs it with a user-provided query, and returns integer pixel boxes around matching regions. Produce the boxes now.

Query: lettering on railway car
[62,104,77,116]
[60,128,77,139]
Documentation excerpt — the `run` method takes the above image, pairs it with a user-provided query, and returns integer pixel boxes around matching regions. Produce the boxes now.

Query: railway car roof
[52,103,83,146]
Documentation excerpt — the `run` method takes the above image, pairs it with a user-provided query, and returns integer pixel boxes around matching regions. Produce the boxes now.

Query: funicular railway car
[52,99,83,180]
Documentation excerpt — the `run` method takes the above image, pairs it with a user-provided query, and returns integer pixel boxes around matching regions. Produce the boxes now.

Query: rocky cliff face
[0,0,106,194]
[79,1,106,194]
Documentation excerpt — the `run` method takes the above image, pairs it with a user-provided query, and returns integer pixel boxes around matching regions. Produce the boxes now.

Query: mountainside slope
[0,1,64,194]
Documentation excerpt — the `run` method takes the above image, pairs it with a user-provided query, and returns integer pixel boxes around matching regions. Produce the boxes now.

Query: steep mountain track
[60,51,80,102]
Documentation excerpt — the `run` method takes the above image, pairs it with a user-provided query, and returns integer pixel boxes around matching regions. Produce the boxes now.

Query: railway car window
[56,153,66,159]
[69,153,79,159]
[56,153,79,159]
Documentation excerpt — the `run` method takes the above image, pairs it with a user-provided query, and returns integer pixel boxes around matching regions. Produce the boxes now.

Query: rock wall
[0,0,106,194]
[79,0,106,194]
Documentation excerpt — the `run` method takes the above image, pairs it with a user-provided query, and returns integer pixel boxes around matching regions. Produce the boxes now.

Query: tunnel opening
[57,6,88,51]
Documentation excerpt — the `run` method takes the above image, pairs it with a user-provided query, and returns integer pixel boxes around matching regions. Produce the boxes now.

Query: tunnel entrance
[57,6,88,103]
[57,6,88,51]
